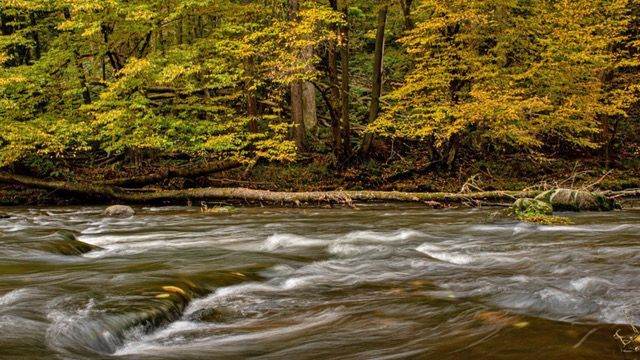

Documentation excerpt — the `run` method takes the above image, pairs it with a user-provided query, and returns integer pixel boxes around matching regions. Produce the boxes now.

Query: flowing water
[1,205,639,359]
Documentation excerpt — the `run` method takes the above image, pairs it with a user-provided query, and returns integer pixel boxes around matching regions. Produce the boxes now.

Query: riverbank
[1,156,639,206]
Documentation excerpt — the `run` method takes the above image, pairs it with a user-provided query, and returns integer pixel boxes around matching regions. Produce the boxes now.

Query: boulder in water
[103,205,135,218]
[534,189,618,211]
[0,213,9,219]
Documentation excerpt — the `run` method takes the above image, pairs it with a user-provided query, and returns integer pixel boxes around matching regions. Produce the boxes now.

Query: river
[0,205,639,359]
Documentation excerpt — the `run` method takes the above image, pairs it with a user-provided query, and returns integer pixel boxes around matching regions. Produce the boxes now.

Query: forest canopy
[0,0,638,175]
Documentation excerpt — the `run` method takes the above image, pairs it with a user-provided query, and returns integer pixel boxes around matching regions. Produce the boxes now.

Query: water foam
[415,243,473,265]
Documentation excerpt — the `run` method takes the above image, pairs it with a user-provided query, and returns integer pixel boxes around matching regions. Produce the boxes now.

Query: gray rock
[103,205,135,218]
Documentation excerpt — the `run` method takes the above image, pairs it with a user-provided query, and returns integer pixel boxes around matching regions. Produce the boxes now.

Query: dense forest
[0,0,639,203]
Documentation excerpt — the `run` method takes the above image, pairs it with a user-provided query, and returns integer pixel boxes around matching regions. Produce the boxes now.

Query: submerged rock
[48,282,206,354]
[103,205,135,218]
[534,189,618,211]
[37,231,101,256]
[0,213,9,219]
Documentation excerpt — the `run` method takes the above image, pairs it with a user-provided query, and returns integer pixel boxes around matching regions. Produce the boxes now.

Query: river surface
[0,205,639,359]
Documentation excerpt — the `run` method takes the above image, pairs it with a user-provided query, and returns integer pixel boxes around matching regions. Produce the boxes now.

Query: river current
[0,205,639,359]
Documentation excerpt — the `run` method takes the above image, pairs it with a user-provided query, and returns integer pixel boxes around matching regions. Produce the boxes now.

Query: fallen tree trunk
[99,159,242,187]
[2,173,637,207]
[120,188,546,205]
[0,172,541,205]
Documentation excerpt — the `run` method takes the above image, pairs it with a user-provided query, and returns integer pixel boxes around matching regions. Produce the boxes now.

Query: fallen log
[0,173,542,205]
[2,173,637,207]
[99,159,242,187]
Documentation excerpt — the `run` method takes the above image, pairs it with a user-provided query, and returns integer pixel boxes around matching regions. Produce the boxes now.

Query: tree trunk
[245,58,259,133]
[63,10,91,104]
[248,93,259,133]
[301,45,318,135]
[328,0,342,158]
[0,172,547,205]
[302,82,318,135]
[399,0,414,31]
[361,5,388,157]
[74,51,92,104]
[339,2,352,159]
[291,81,306,151]
[30,14,41,60]
[289,0,306,152]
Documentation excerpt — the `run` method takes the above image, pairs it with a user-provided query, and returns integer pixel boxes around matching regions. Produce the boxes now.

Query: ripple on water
[262,229,427,252]
[416,243,474,265]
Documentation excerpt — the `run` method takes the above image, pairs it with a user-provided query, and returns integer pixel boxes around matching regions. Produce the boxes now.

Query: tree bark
[30,14,41,60]
[291,81,306,151]
[361,5,388,156]
[301,46,318,134]
[339,2,352,159]
[247,92,259,133]
[245,58,259,133]
[302,82,318,135]
[289,0,306,152]
[63,10,91,104]
[328,0,342,158]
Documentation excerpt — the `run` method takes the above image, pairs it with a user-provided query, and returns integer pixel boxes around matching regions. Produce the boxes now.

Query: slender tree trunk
[247,94,259,133]
[63,10,91,104]
[291,81,305,151]
[361,5,388,156]
[328,45,342,156]
[399,0,414,31]
[339,2,352,159]
[302,42,318,135]
[302,82,317,135]
[245,57,259,133]
[29,14,41,60]
[290,0,306,151]
[74,51,92,104]
[328,0,342,158]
